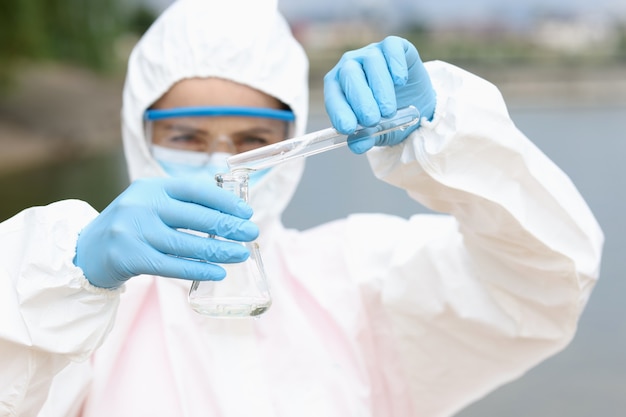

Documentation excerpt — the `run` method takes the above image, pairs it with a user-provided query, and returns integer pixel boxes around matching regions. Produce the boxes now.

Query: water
[188,238,272,319]
[0,149,129,221]
[0,102,624,416]
[187,292,272,318]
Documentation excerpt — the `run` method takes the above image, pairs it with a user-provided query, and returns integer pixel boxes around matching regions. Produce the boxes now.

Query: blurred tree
[0,0,157,87]
[126,4,158,36]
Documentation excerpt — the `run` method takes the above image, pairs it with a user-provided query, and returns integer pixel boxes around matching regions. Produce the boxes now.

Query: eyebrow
[162,123,207,135]
[242,125,291,141]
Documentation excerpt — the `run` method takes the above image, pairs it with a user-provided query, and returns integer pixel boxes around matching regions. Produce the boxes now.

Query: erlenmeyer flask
[188,172,272,318]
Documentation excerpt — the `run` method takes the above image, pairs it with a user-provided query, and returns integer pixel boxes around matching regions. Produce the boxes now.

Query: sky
[277,0,626,24]
[146,0,626,26]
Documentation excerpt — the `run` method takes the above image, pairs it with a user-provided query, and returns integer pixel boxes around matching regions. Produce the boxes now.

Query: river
[0,99,624,416]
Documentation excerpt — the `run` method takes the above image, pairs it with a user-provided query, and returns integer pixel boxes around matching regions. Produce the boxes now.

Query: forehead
[153,77,284,110]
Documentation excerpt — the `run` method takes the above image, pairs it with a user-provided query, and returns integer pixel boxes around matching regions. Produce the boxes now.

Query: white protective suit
[0,0,604,416]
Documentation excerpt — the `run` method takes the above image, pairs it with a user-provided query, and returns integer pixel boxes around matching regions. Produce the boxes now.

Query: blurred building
[531,14,619,54]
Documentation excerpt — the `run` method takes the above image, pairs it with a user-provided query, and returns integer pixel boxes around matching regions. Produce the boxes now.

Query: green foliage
[0,0,157,86]
[126,4,158,36]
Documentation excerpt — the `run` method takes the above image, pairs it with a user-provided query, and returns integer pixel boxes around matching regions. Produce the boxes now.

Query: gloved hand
[74,177,259,288]
[324,36,436,154]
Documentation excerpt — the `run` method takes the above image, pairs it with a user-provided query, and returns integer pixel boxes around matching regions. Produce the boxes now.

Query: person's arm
[359,61,602,415]
[324,37,602,415]
[0,176,261,415]
[0,200,121,416]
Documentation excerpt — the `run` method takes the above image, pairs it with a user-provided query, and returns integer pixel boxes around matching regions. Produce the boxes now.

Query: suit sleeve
[0,200,121,416]
[350,61,603,416]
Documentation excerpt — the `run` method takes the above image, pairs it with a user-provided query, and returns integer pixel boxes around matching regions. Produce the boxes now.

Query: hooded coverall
[0,0,603,416]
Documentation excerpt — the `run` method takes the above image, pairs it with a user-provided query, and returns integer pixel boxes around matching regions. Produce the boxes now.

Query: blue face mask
[151,145,270,186]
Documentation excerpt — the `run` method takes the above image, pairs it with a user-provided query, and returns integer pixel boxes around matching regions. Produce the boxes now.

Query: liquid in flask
[188,171,272,318]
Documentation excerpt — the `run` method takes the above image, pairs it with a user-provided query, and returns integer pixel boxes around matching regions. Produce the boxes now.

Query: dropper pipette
[226,105,420,172]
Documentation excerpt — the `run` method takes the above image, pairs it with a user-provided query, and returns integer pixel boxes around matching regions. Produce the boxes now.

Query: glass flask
[188,172,272,318]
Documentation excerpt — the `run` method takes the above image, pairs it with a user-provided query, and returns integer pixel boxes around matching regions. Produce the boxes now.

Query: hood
[121,0,309,228]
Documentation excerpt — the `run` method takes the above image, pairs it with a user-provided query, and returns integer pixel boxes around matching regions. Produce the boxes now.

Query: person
[0,0,604,416]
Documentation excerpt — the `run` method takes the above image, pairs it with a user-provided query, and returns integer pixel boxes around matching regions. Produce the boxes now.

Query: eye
[164,133,207,151]
[236,136,270,152]
[151,121,209,152]
[168,133,198,143]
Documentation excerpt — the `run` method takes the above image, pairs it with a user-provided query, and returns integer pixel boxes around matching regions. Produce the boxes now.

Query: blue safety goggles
[144,106,295,122]
[144,106,295,156]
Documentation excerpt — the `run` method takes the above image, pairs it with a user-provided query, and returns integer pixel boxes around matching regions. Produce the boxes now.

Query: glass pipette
[227,105,420,172]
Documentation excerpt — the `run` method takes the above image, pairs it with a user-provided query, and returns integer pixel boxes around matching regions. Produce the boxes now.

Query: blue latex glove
[74,177,259,288]
[324,36,436,154]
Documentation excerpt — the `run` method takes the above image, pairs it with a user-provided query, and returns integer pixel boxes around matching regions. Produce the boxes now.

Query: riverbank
[1,62,625,176]
[464,63,626,108]
[0,64,124,176]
